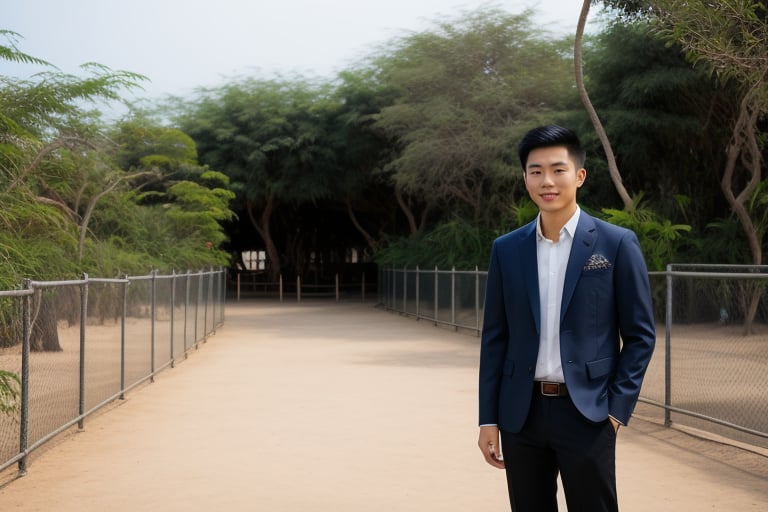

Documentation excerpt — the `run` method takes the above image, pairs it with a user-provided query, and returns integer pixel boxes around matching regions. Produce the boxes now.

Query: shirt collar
[535,206,581,241]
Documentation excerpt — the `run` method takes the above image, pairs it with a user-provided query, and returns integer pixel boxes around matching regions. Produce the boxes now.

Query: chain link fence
[0,268,226,476]
[378,266,487,335]
[379,265,768,451]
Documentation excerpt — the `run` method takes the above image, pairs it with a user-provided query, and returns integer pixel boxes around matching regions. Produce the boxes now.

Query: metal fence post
[402,266,407,312]
[195,270,202,348]
[335,273,340,302]
[432,265,440,325]
[204,267,211,339]
[150,269,156,382]
[415,266,420,320]
[0,270,231,475]
[184,271,190,355]
[120,276,128,399]
[433,266,438,326]
[475,266,481,335]
[78,273,88,430]
[18,280,32,475]
[665,264,673,427]
[215,267,223,325]
[451,266,457,330]
[217,268,222,322]
[170,270,176,368]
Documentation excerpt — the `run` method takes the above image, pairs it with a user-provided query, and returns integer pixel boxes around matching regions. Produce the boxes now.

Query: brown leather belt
[536,381,569,397]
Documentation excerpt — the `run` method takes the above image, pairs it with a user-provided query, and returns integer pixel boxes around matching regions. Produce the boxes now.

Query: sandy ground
[0,300,766,511]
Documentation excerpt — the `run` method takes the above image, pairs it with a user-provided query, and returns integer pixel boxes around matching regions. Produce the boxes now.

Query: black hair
[517,125,586,171]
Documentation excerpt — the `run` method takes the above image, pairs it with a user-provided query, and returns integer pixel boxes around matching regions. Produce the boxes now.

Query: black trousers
[500,392,618,512]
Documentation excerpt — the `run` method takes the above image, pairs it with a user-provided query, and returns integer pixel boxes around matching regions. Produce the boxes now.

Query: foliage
[701,217,751,265]
[94,119,237,273]
[177,76,344,278]
[579,19,735,226]
[371,7,575,230]
[0,32,233,281]
[511,197,539,228]
[0,31,147,142]
[0,191,80,287]
[0,369,20,416]
[601,194,692,271]
[0,31,235,408]
[605,1,768,332]
[701,179,768,264]
[375,216,499,269]
[113,120,198,172]
[4,6,761,289]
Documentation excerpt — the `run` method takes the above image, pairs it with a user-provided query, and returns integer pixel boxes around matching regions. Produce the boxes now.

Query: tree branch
[574,0,633,209]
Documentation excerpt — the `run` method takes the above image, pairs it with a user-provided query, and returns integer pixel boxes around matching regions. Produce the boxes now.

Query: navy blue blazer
[478,212,656,432]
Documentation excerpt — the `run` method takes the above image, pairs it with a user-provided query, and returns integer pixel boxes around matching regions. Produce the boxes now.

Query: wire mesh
[27,285,81,447]
[664,268,768,448]
[379,265,768,449]
[0,293,24,467]
[84,281,123,412]
[0,269,226,475]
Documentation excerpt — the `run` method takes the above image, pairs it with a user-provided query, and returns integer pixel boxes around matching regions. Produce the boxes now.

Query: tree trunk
[30,293,62,352]
[246,194,281,282]
[719,95,762,335]
[574,0,633,210]
[346,199,379,250]
[394,187,419,236]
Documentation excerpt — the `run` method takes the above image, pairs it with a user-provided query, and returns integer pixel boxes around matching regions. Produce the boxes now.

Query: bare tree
[575,0,633,209]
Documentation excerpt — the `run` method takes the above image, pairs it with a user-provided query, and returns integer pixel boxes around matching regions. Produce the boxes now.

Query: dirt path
[0,300,766,511]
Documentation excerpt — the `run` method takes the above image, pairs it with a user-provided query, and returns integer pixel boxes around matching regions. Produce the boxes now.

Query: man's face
[523,146,585,216]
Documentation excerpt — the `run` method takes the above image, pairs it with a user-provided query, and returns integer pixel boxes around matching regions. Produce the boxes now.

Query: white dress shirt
[534,207,581,383]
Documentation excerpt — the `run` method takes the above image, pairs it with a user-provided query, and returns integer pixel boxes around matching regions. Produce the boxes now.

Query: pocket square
[584,253,611,271]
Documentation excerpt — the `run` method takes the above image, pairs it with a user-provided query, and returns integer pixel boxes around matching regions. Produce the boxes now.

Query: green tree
[179,77,338,280]
[100,119,235,271]
[604,0,768,333]
[0,369,20,416]
[0,29,147,282]
[371,7,574,234]
[326,66,401,253]
[575,1,635,209]
[579,19,735,227]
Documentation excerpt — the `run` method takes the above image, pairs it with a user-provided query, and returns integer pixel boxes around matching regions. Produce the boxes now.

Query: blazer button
[527,366,533,373]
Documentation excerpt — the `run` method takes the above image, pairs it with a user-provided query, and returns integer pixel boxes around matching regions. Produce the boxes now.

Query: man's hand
[478,425,505,469]
[609,417,621,433]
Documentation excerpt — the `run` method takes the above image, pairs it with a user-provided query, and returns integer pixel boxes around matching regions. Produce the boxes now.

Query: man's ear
[576,168,586,187]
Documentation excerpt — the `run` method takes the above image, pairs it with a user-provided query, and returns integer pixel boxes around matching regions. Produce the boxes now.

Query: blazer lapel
[520,221,541,335]
[561,214,597,320]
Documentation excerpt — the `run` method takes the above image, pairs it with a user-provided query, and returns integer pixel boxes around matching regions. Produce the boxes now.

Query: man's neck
[539,206,577,242]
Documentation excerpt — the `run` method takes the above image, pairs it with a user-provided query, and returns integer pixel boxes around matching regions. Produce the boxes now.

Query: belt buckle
[540,382,560,396]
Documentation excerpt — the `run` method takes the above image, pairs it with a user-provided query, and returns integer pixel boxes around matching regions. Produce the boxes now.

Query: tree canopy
[3,2,767,278]
[0,30,233,287]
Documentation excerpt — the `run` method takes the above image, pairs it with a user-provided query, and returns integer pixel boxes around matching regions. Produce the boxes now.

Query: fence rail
[232,271,375,302]
[378,265,768,451]
[0,268,226,475]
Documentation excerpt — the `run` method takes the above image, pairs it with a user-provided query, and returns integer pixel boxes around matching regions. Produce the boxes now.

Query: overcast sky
[3,0,597,105]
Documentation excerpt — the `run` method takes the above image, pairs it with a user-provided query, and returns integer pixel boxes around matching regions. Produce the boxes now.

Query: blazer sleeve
[609,230,656,425]
[478,241,509,426]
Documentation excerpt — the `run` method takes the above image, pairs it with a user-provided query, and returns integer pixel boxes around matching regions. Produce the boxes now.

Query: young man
[477,125,656,511]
